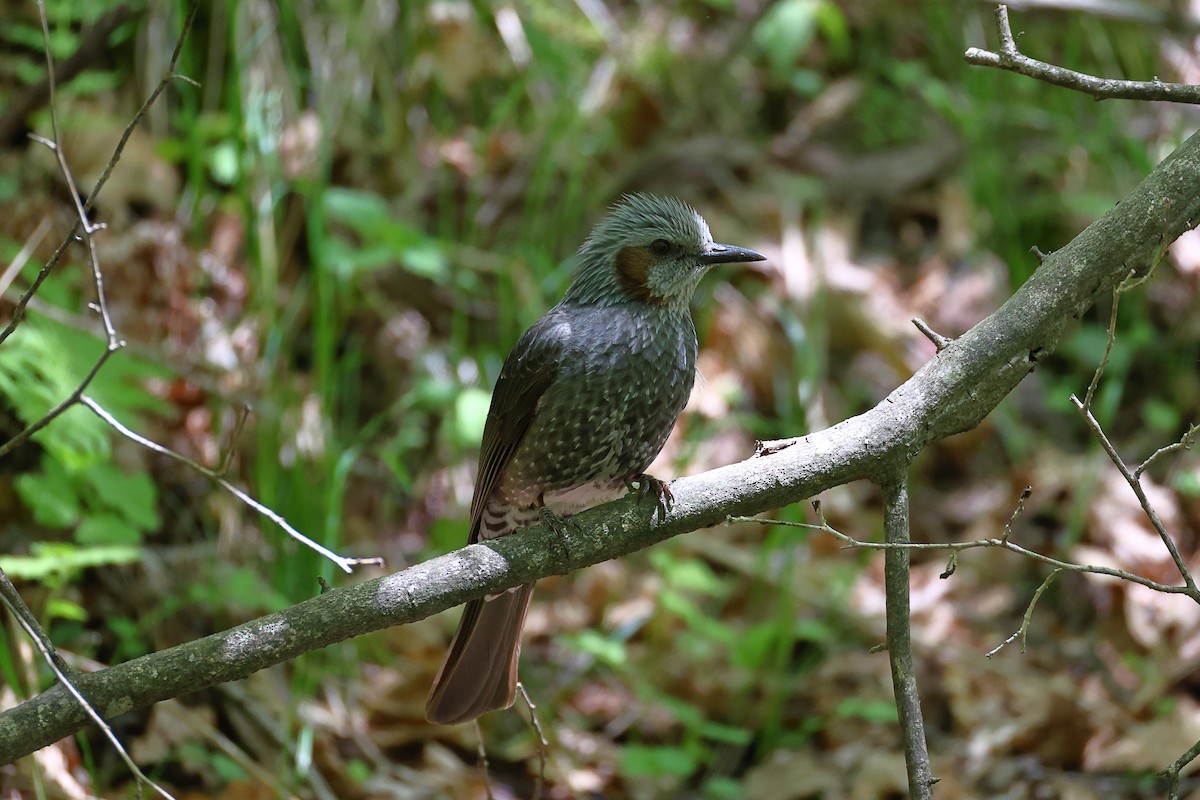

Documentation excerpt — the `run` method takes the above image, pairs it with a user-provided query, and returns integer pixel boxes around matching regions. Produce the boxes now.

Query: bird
[425,193,765,725]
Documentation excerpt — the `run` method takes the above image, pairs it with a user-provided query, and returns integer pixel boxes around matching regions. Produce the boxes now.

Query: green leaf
[754,0,820,82]
[208,140,240,185]
[731,621,778,669]
[79,462,159,531]
[108,616,149,659]
[454,387,491,446]
[322,188,448,281]
[75,513,142,546]
[1175,469,1200,497]
[346,759,372,784]
[834,697,897,723]
[46,598,87,623]
[323,187,390,228]
[566,630,627,667]
[211,753,249,782]
[703,776,744,799]
[659,555,724,595]
[15,459,82,528]
[0,543,141,581]
[699,720,753,745]
[619,745,697,778]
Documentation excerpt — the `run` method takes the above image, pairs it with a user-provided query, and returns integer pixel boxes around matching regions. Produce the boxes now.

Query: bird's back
[492,300,697,513]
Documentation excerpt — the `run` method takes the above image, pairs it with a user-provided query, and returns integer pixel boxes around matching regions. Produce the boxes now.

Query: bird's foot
[537,502,579,562]
[626,473,674,521]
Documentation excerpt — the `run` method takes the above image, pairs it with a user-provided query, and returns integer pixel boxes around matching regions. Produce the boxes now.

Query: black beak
[697,243,766,265]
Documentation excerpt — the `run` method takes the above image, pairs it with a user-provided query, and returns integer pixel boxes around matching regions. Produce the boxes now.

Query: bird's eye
[649,239,672,257]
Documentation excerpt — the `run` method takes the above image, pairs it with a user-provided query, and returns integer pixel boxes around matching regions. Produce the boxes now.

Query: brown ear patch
[614,246,665,305]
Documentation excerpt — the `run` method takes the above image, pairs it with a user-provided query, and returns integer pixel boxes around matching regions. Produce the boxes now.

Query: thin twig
[79,397,382,573]
[729,491,1200,597]
[1071,394,1200,598]
[0,218,52,301]
[1082,285,1124,410]
[0,568,177,800]
[965,4,1200,103]
[1136,423,1200,478]
[84,6,200,218]
[1161,738,1200,800]
[1084,256,1168,411]
[0,3,200,348]
[517,682,548,800]
[0,318,122,460]
[474,720,496,800]
[216,403,252,477]
[730,505,1193,596]
[985,568,1062,657]
[943,484,1031,578]
[1001,486,1032,543]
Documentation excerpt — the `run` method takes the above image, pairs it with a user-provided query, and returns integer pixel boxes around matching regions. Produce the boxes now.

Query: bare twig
[1071,395,1200,598]
[985,568,1062,657]
[1089,227,1171,410]
[912,317,953,351]
[0,4,137,145]
[730,498,1193,596]
[943,484,1031,577]
[1161,738,1200,800]
[0,3,199,348]
[79,396,382,574]
[517,682,548,800]
[0,218,52,301]
[0,345,122,460]
[965,4,1200,103]
[0,0,133,457]
[1136,423,1200,478]
[1002,486,1033,542]
[216,403,252,477]
[0,568,177,800]
[474,720,496,800]
[882,478,936,798]
[997,0,1200,32]
[1082,284,1125,410]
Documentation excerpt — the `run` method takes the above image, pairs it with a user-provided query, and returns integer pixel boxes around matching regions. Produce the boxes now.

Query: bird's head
[564,194,765,310]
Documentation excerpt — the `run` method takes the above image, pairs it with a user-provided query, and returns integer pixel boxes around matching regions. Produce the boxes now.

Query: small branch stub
[912,317,953,351]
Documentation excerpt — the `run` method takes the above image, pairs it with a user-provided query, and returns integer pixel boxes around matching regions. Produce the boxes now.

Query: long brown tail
[425,583,535,724]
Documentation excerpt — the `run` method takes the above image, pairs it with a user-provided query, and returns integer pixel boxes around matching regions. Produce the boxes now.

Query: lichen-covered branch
[1,128,1198,767]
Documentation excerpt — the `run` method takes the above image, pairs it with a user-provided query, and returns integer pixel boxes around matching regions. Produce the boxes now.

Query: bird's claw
[628,473,673,520]
[537,504,579,561]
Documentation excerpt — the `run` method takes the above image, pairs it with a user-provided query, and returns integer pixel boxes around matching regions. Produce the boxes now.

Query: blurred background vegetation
[1,0,1199,797]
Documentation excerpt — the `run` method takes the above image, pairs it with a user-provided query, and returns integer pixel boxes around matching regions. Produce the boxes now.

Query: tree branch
[2,127,1198,768]
[965,4,1200,103]
[882,478,935,797]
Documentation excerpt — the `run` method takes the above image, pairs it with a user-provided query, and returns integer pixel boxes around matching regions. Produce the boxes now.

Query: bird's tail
[425,583,535,725]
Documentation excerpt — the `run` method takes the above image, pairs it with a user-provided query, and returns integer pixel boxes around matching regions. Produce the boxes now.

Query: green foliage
[834,696,898,724]
[754,0,846,94]
[0,542,141,585]
[619,744,696,778]
[0,314,166,551]
[566,629,628,668]
[323,188,449,282]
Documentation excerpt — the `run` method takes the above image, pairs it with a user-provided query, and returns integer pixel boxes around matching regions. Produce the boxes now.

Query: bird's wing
[467,308,570,543]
